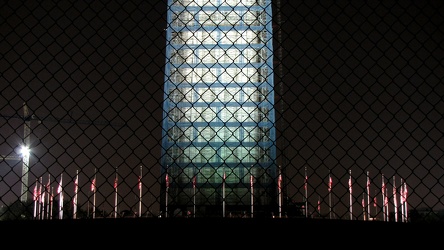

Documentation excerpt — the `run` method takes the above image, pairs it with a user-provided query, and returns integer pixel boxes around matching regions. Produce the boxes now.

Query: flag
[46,176,51,194]
[382,174,386,203]
[250,174,254,188]
[403,181,408,203]
[348,176,352,193]
[113,169,119,218]
[278,173,282,191]
[165,173,169,188]
[192,176,196,189]
[328,175,332,192]
[33,180,39,201]
[114,174,118,189]
[91,177,96,192]
[382,175,386,191]
[138,166,143,218]
[58,174,64,220]
[57,174,63,194]
[74,174,78,193]
[400,180,405,203]
[39,177,43,201]
[73,170,79,219]
[73,171,79,204]
[367,176,370,189]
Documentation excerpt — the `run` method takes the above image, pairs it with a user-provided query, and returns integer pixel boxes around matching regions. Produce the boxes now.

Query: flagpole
[278,168,282,218]
[41,179,45,220]
[165,167,169,218]
[139,165,142,218]
[250,166,254,218]
[404,180,408,222]
[304,166,308,218]
[222,168,226,218]
[373,189,377,219]
[114,168,118,218]
[193,175,196,218]
[349,169,353,220]
[46,173,51,219]
[33,179,38,219]
[381,173,386,221]
[58,173,63,220]
[362,192,366,220]
[400,178,404,222]
[366,171,371,220]
[328,170,332,219]
[40,176,46,219]
[50,187,54,220]
[38,176,43,220]
[92,168,97,219]
[73,170,78,219]
[393,176,398,222]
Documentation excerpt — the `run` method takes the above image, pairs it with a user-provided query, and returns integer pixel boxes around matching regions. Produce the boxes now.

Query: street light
[19,145,30,203]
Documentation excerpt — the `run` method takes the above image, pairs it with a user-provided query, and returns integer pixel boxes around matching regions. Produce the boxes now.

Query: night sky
[0,0,443,219]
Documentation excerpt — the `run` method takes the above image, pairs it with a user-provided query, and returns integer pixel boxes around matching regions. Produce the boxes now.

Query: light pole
[19,145,30,203]
[19,102,32,203]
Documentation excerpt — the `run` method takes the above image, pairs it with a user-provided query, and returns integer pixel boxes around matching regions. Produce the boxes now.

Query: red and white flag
[33,180,39,201]
[57,174,63,194]
[382,174,387,205]
[403,181,408,203]
[114,174,118,189]
[58,173,64,220]
[348,170,353,220]
[41,178,46,205]
[113,169,119,218]
[348,174,352,193]
[91,177,96,192]
[165,173,170,188]
[73,170,79,219]
[328,175,332,192]
[138,166,143,217]
[74,173,79,193]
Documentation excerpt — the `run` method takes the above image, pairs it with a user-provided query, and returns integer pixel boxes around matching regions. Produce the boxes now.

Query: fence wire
[0,0,443,223]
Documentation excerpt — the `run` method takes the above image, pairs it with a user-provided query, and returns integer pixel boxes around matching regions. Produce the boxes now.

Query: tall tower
[161,0,276,217]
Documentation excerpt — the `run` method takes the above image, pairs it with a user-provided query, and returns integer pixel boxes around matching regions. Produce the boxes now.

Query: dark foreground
[0,217,440,245]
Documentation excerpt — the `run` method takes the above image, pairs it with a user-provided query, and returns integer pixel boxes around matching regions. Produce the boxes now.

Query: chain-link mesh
[0,0,443,223]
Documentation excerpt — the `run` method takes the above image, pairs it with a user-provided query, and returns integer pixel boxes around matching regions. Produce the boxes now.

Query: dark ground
[0,217,440,245]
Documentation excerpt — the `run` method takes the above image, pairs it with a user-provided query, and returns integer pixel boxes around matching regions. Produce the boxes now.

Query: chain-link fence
[0,0,443,223]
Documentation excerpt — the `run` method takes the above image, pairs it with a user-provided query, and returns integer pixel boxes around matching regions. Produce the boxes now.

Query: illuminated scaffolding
[161,0,276,217]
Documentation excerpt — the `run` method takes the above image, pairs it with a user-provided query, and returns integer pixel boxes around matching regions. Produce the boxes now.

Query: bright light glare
[20,145,30,157]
